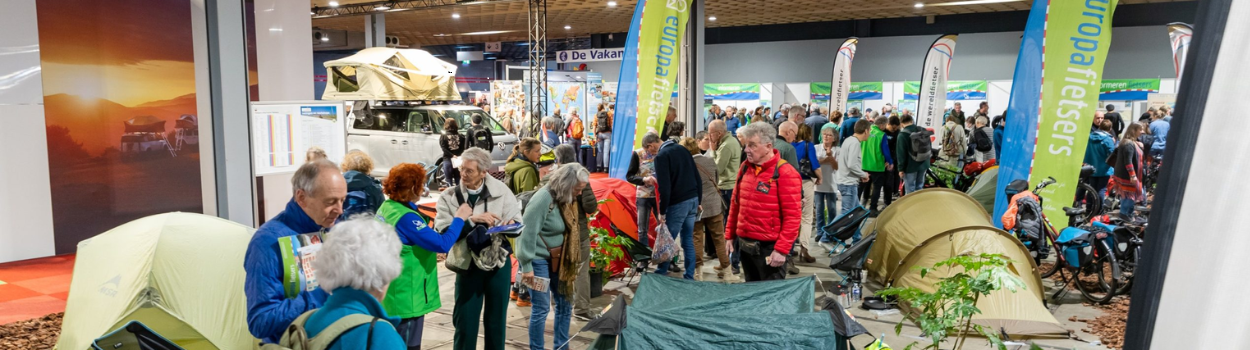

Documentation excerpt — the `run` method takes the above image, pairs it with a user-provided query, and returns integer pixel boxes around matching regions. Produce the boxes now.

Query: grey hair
[641,132,662,146]
[460,147,493,172]
[542,116,561,129]
[737,121,776,144]
[313,215,403,293]
[292,159,340,195]
[553,144,577,164]
[547,164,590,204]
[789,106,805,118]
[707,119,726,133]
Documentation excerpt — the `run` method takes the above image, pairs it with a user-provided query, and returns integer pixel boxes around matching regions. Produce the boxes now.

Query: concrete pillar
[204,0,256,227]
[365,13,385,48]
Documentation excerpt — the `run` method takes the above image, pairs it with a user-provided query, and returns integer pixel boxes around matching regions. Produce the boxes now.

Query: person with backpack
[433,148,524,350]
[724,122,802,282]
[992,112,1006,159]
[273,216,408,350]
[784,122,821,263]
[594,110,613,173]
[466,114,495,153]
[1085,119,1117,196]
[970,115,996,163]
[938,114,968,168]
[505,138,544,195]
[565,108,585,161]
[245,160,344,344]
[378,163,471,349]
[896,114,932,195]
[1110,123,1147,219]
[339,150,384,221]
[440,118,467,188]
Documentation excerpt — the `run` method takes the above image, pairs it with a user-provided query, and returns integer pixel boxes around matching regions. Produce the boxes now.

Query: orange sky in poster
[37,0,199,155]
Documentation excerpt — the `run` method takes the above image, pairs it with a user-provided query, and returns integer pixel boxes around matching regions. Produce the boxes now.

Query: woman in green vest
[378,163,473,349]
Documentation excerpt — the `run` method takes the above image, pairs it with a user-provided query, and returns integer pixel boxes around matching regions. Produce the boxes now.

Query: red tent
[588,173,655,275]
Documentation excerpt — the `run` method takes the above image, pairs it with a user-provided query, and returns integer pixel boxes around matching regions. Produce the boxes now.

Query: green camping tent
[588,274,866,349]
[966,166,1000,214]
[56,213,255,350]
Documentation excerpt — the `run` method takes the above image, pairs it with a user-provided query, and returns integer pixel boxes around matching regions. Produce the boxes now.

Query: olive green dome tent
[864,189,1067,337]
[966,165,1000,214]
[56,213,255,350]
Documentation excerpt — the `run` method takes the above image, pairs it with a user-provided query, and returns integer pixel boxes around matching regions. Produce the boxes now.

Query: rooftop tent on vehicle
[322,47,460,101]
[124,116,166,134]
[864,188,1067,337]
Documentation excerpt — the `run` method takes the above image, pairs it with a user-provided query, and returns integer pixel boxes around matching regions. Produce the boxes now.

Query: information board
[250,101,347,176]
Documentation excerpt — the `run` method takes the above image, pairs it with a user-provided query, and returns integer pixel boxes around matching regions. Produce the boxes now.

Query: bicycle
[1006,177,1120,304]
[1089,213,1146,296]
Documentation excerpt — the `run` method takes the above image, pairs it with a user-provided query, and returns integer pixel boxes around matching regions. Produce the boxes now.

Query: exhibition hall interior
[2,0,1248,349]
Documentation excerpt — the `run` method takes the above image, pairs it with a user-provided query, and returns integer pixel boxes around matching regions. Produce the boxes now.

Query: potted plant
[875,253,1027,350]
[588,226,633,298]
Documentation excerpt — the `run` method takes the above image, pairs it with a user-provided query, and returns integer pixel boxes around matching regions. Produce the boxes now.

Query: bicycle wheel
[1114,245,1140,296]
[425,159,445,193]
[1071,182,1102,225]
[1077,240,1120,304]
[1038,239,1061,279]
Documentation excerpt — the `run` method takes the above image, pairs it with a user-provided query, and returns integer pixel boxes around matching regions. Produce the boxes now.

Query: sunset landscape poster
[37,0,204,253]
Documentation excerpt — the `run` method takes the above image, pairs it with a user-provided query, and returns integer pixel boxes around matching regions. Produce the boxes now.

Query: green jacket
[711,134,742,191]
[861,125,887,172]
[516,187,567,273]
[377,200,441,318]
[896,125,931,174]
[504,157,540,194]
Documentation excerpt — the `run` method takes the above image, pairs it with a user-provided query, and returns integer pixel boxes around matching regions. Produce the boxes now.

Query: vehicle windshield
[429,109,506,135]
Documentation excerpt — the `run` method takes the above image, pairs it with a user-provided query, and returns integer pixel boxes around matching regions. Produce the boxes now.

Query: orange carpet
[0,255,74,325]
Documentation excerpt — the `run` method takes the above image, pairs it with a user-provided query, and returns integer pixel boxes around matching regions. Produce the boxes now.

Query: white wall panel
[254,0,314,101]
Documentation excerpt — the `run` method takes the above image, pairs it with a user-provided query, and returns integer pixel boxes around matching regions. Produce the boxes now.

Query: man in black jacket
[1104,104,1125,138]
[466,114,495,151]
[652,135,703,280]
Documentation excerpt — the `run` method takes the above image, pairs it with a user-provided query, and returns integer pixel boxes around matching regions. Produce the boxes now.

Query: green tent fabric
[632,274,814,315]
[619,309,845,349]
[589,274,863,350]
[966,166,1000,214]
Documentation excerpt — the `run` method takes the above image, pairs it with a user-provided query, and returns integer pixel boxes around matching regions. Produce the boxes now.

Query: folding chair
[828,232,877,290]
[612,225,653,286]
[821,205,871,255]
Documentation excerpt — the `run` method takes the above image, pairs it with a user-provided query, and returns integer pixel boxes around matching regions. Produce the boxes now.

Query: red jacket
[725,149,803,255]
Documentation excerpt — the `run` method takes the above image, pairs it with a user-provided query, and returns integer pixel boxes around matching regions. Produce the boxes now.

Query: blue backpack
[340,190,373,220]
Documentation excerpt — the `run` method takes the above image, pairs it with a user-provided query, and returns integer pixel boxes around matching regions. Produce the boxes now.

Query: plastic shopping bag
[651,220,679,263]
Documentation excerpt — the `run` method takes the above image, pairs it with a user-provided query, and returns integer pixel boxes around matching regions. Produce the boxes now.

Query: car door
[346,109,407,177]
[407,109,441,167]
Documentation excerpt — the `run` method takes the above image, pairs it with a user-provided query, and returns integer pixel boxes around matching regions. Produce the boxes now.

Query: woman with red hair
[376,163,473,349]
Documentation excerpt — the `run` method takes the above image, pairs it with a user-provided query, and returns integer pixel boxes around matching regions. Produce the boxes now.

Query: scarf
[556,201,582,296]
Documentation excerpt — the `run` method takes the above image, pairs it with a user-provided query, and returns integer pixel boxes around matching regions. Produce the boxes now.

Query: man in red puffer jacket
[725,122,803,282]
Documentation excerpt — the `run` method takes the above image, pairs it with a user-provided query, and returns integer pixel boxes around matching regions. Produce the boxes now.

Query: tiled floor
[0,255,74,325]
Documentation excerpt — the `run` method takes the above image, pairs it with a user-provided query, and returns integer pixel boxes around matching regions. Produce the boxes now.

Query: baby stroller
[820,205,871,255]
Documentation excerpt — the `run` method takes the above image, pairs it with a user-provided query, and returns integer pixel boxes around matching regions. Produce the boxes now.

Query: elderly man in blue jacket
[244,159,348,344]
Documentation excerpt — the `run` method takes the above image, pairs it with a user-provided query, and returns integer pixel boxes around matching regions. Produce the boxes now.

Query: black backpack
[468,125,493,150]
[596,112,612,133]
[974,128,993,152]
[909,129,934,163]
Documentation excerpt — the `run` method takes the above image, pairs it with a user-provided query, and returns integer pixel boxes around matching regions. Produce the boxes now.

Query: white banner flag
[829,38,857,114]
[1168,23,1193,93]
[917,34,957,131]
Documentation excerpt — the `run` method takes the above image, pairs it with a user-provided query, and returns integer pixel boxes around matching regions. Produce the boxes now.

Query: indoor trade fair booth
[2,0,1248,349]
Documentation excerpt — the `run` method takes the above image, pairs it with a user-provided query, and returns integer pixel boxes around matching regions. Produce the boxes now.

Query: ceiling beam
[311,0,506,19]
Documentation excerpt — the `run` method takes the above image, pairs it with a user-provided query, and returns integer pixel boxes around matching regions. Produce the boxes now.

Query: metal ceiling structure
[311,0,1193,47]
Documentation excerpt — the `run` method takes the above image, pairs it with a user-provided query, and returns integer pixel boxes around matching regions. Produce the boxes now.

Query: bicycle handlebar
[1034,177,1058,192]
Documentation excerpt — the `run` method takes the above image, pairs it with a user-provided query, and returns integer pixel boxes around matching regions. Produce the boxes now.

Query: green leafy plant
[876,253,1027,350]
[589,226,633,284]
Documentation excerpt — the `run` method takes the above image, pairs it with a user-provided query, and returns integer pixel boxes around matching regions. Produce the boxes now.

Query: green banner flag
[631,0,692,148]
[903,81,921,96]
[1031,0,1118,229]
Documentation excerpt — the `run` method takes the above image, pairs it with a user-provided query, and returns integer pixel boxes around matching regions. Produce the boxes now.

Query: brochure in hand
[278,231,325,299]
[487,222,524,237]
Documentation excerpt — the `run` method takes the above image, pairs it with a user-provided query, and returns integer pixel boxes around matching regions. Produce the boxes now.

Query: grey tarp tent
[588,274,867,349]
[864,189,1068,337]
[966,165,1000,214]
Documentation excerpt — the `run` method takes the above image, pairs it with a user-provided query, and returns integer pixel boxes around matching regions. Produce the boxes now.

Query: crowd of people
[241,100,1174,349]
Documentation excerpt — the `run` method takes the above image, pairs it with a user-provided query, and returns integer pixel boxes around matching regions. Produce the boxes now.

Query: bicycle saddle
[1063,207,1086,216]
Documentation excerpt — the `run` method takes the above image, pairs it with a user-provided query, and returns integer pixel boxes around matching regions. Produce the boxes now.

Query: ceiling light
[375,3,391,10]
[328,1,338,7]
[452,13,461,19]
[932,0,1022,6]
[564,25,572,30]
[607,1,618,7]
[708,16,717,21]
[433,33,450,37]
[914,2,924,8]
[461,30,513,35]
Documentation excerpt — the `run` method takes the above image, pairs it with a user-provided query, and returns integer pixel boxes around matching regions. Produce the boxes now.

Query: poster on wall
[36,0,204,254]
[1098,79,1160,100]
[491,80,526,132]
[546,82,588,122]
[250,102,347,176]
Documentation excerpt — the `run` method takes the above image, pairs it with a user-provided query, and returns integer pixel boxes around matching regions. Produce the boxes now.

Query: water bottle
[851,283,862,303]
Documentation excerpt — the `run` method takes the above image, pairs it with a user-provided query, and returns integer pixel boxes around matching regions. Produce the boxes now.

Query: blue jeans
[814,191,838,242]
[597,132,612,170]
[654,197,699,279]
[528,259,571,350]
[837,184,859,217]
[903,171,926,194]
[1120,197,1136,219]
[636,197,655,247]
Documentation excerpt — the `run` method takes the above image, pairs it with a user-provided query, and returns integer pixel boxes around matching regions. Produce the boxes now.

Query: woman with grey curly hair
[300,216,407,348]
[517,164,590,350]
